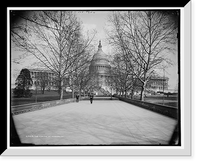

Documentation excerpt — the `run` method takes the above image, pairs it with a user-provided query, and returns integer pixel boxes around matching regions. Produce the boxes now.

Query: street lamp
[110,84,113,100]
[35,81,38,103]
[69,74,75,98]
[162,68,165,105]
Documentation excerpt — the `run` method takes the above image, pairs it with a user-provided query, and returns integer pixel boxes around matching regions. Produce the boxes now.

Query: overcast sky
[11,10,178,90]
[76,11,112,54]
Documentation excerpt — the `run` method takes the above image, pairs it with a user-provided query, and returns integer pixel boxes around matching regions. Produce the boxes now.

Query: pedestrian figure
[76,94,79,102]
[89,93,93,104]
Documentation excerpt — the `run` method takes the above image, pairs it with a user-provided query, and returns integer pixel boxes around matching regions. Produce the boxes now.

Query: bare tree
[107,11,178,100]
[107,54,128,97]
[11,11,96,100]
[34,71,52,94]
[73,62,92,97]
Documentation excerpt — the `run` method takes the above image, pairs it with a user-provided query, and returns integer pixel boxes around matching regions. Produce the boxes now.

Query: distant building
[29,68,56,90]
[88,41,170,96]
[27,41,169,95]
[89,41,111,95]
[29,68,70,91]
[147,76,169,92]
[131,76,169,94]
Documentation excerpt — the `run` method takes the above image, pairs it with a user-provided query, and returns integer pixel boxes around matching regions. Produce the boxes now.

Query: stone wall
[11,97,86,116]
[115,96,178,119]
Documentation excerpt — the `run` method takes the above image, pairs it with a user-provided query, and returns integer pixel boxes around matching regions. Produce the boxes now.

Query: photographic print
[2,1,191,156]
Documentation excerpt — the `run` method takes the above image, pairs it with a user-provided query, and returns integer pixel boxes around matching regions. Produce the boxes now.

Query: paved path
[13,100,177,145]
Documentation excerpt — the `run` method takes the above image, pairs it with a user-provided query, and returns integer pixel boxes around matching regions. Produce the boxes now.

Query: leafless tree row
[106,11,178,100]
[11,11,96,99]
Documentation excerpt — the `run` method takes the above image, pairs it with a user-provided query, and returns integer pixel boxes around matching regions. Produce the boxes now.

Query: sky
[76,11,112,54]
[11,10,178,90]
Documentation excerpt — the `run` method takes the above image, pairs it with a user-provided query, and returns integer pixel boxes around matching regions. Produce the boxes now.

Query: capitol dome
[89,40,110,74]
[89,40,111,94]
[91,40,110,67]
[89,41,111,95]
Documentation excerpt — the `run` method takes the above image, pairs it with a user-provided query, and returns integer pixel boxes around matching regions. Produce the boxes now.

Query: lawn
[11,91,179,108]
[144,96,179,108]
[11,90,73,106]
[126,95,179,108]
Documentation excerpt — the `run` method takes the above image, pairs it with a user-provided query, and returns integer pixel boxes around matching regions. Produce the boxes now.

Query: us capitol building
[88,40,169,96]
[89,40,112,95]
[24,40,112,95]
[23,40,169,96]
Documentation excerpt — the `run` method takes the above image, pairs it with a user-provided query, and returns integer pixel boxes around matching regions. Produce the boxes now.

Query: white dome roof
[91,41,110,66]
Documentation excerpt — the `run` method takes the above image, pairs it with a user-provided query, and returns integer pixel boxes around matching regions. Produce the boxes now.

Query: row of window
[33,78,69,86]
[149,86,168,90]
[150,80,168,86]
[94,66,109,70]
[97,75,110,79]
[30,71,55,78]
[33,81,55,86]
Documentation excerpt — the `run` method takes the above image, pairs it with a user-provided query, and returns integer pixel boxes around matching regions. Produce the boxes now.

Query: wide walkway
[13,99,177,145]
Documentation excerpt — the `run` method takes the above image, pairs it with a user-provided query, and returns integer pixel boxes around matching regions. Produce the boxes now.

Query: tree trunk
[140,82,146,101]
[120,90,122,97]
[83,90,85,97]
[125,89,127,98]
[78,85,81,100]
[140,87,145,101]
[59,80,63,100]
[72,85,74,98]
[131,87,134,99]
[60,88,63,100]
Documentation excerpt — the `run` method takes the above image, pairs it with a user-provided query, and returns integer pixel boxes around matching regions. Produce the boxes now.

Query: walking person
[76,94,79,102]
[89,93,94,104]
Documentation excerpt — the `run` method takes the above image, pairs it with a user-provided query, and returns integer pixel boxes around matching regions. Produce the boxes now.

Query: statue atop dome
[92,40,108,62]
[98,40,102,49]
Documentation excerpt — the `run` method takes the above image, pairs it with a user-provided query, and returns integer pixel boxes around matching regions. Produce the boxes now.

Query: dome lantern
[92,40,108,63]
[90,40,110,71]
[98,40,102,49]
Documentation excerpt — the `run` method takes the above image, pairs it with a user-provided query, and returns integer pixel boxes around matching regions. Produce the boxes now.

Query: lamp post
[35,81,38,103]
[111,84,113,100]
[162,68,165,105]
[72,76,74,98]
[156,66,167,105]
